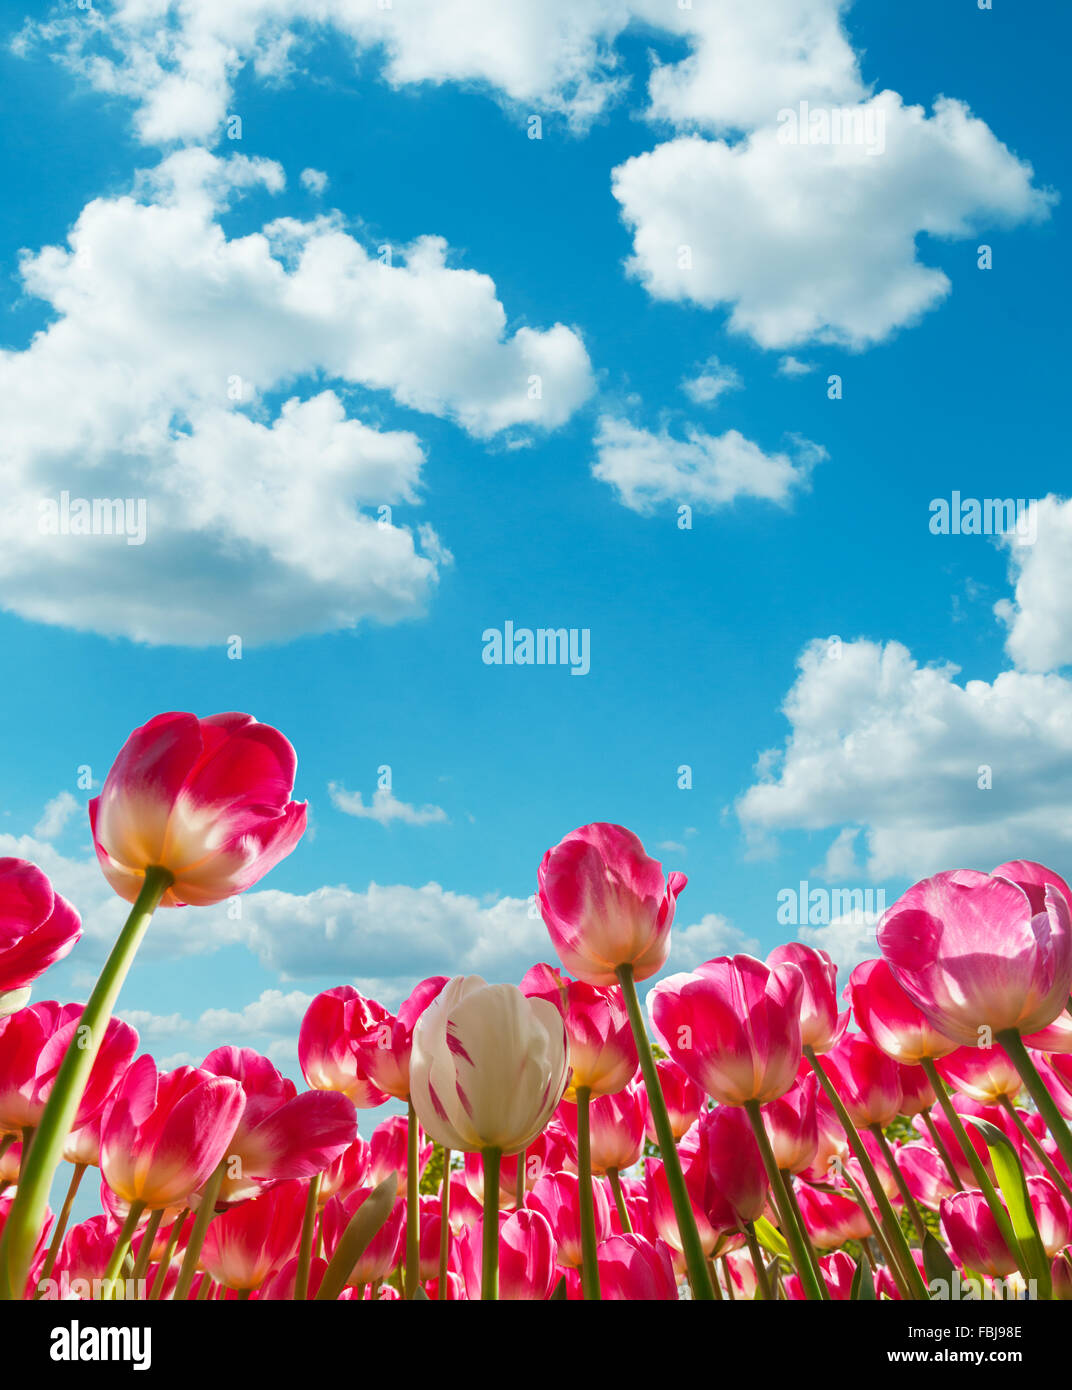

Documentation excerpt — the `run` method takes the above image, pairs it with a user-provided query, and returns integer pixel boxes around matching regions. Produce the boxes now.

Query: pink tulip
[529,1170,612,1270]
[1026,1176,1072,1256]
[0,1002,137,1133]
[354,976,448,1101]
[298,987,390,1108]
[821,1033,902,1129]
[321,1189,406,1286]
[598,1233,678,1300]
[259,1254,328,1301]
[794,1179,872,1247]
[63,1113,104,1169]
[940,1189,1019,1277]
[446,1172,483,1233]
[459,1208,558,1300]
[936,1045,1023,1104]
[641,1059,703,1143]
[896,1063,936,1117]
[761,1075,819,1174]
[648,955,804,1105]
[318,1135,371,1204]
[555,1084,646,1174]
[100,1055,245,1209]
[786,1249,855,1301]
[913,1093,997,1186]
[0,859,81,997]
[90,712,306,907]
[897,1141,959,1210]
[767,942,848,1053]
[200,1046,357,1202]
[47,1214,113,1297]
[200,1179,306,1292]
[701,1104,769,1227]
[846,957,959,1064]
[368,1115,433,1189]
[537,824,686,986]
[878,866,1072,1045]
[1023,1010,1072,1053]
[643,1154,718,1262]
[463,1148,526,1211]
[521,963,638,1097]
[0,1191,51,1297]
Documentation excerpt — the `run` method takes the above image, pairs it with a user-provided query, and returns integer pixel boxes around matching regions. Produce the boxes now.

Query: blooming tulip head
[846,957,959,1064]
[598,1233,678,1300]
[459,1208,558,1300]
[409,976,568,1155]
[298,987,391,1108]
[940,1189,1019,1278]
[100,1055,245,1209]
[89,711,307,908]
[936,1044,1023,1104]
[760,1076,819,1174]
[554,1083,646,1175]
[520,964,637,1099]
[642,1058,703,1143]
[355,976,448,1101]
[0,858,81,998]
[878,866,1072,1046]
[767,942,848,1054]
[648,955,804,1105]
[537,824,686,986]
[821,1033,903,1129]
[529,1170,611,1270]
[200,1179,306,1292]
[701,1104,769,1227]
[321,1189,405,1286]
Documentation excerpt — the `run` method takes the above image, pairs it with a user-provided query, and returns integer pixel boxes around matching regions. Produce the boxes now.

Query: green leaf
[551,1275,568,1300]
[412,1285,430,1301]
[753,1215,790,1261]
[850,1255,876,1300]
[315,1173,399,1302]
[922,1231,956,1293]
[966,1117,1051,1299]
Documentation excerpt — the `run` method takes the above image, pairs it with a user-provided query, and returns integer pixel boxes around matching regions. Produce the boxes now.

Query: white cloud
[612,92,1055,349]
[0,150,592,645]
[328,783,448,827]
[666,914,760,974]
[592,416,824,514]
[680,356,742,406]
[33,792,80,841]
[736,636,1072,882]
[994,495,1072,672]
[21,0,861,144]
[299,167,328,194]
[799,911,882,990]
[777,356,816,377]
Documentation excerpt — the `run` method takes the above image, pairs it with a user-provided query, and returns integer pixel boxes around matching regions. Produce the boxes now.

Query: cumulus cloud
[680,356,742,406]
[328,783,448,826]
[665,914,760,974]
[0,149,591,645]
[592,416,824,514]
[33,792,80,841]
[20,0,860,143]
[736,636,1072,882]
[994,495,1072,673]
[299,167,328,194]
[777,356,816,377]
[799,911,883,991]
[612,93,1055,349]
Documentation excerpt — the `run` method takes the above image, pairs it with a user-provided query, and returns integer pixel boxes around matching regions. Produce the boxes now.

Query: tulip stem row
[744,1101,826,1301]
[438,1149,452,1299]
[607,1169,632,1234]
[35,1161,87,1293]
[295,1174,321,1301]
[919,1058,1028,1282]
[0,865,173,1300]
[615,965,715,1301]
[804,1046,929,1300]
[576,1087,601,1300]
[743,1221,772,1300]
[173,1157,226,1301]
[869,1124,928,1243]
[921,1108,962,1191]
[405,1101,420,1299]
[998,1030,1072,1176]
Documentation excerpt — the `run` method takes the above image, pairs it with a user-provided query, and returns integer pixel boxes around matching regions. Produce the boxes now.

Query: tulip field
[1,713,1071,1324]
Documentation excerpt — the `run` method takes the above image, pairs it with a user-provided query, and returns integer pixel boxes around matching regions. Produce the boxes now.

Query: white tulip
[410,975,569,1155]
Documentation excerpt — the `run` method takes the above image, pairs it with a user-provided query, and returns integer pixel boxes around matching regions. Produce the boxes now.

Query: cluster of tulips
[3,712,1072,1301]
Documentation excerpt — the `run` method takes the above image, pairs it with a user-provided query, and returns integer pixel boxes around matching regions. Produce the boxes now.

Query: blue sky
[1,0,1070,1181]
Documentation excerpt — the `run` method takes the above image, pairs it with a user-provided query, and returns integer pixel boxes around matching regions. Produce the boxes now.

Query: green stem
[34,1162,87,1294]
[294,1173,321,1301]
[806,1045,928,1300]
[744,1221,772,1300]
[839,1164,904,1289]
[131,1208,163,1286]
[150,1209,189,1300]
[172,1158,225,1301]
[869,1123,927,1243]
[780,1165,828,1295]
[607,1168,632,1233]
[438,1148,451,1300]
[922,1107,962,1189]
[481,1148,501,1300]
[514,1147,526,1210]
[721,1255,736,1299]
[0,865,172,1300]
[101,1201,145,1298]
[615,964,715,1299]
[997,1095,1072,1203]
[405,1100,420,1299]
[744,1100,826,1301]
[921,1058,1028,1277]
[998,1029,1072,1174]
[576,1086,601,1300]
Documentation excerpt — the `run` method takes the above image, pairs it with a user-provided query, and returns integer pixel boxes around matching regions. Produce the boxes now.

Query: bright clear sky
[1,1,1068,1154]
